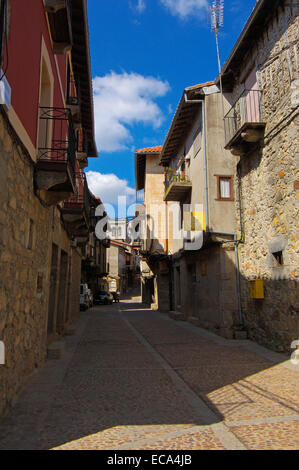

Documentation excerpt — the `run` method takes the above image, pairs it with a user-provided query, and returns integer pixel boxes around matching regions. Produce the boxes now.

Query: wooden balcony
[35,107,76,206]
[224,89,266,156]
[44,0,72,54]
[164,171,192,202]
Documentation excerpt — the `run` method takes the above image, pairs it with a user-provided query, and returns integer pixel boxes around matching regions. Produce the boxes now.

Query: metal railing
[224,89,262,146]
[38,106,77,181]
[65,172,89,209]
[164,169,191,192]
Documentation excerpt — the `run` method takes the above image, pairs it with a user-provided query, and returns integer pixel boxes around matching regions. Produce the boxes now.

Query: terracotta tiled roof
[185,81,215,91]
[135,145,163,154]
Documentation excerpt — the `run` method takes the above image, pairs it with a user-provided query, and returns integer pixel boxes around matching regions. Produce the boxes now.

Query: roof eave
[71,0,97,158]
[159,87,204,166]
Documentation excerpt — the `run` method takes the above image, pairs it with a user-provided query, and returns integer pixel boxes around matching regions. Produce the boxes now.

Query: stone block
[188,316,200,326]
[219,327,234,340]
[234,330,248,340]
[169,311,186,321]
[47,341,66,360]
[4,133,12,153]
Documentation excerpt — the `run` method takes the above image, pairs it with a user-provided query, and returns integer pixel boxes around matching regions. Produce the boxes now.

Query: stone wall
[172,244,239,339]
[0,111,82,417]
[232,1,299,351]
[236,116,299,352]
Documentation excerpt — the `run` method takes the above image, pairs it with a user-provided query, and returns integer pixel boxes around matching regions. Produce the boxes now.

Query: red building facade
[0,0,98,416]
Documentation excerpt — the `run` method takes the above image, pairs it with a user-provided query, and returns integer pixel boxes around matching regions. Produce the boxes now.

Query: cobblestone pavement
[0,294,298,450]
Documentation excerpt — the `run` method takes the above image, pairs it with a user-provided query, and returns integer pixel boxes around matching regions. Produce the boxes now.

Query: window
[38,55,54,155]
[220,179,230,198]
[215,175,234,201]
[273,251,283,266]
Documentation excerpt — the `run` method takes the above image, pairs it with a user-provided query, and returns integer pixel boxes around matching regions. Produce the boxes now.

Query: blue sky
[85,0,257,213]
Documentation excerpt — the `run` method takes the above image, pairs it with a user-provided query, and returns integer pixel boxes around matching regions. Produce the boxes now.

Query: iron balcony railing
[38,106,77,181]
[64,172,96,231]
[224,89,263,146]
[164,169,191,192]
[66,172,89,208]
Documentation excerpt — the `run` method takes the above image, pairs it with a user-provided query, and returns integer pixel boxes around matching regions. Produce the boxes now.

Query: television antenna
[210,0,225,118]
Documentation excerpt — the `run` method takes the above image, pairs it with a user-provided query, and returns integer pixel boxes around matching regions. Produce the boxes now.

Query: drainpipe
[184,93,209,231]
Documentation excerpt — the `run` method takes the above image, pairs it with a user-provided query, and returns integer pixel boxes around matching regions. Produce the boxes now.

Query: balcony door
[38,58,53,157]
[244,68,260,122]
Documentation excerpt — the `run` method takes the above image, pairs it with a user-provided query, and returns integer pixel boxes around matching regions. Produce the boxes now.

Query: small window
[273,251,283,266]
[215,175,234,201]
[220,179,230,198]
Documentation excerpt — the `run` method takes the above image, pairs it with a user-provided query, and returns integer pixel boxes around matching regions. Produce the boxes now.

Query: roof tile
[135,145,163,154]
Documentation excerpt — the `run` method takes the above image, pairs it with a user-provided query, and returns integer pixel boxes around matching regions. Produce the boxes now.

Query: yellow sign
[249,279,264,299]
[184,211,205,231]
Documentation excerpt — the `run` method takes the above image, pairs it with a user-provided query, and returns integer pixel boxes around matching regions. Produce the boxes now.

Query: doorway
[47,244,58,338]
[56,250,68,335]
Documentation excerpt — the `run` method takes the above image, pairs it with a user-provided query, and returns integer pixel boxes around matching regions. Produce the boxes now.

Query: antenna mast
[210,0,225,119]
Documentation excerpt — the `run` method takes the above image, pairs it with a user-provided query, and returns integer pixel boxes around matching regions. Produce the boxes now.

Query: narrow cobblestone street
[0,294,298,450]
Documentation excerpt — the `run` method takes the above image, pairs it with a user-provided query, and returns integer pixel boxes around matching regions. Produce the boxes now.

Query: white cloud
[159,0,208,18]
[129,0,146,13]
[93,72,170,152]
[86,171,135,207]
[136,0,146,12]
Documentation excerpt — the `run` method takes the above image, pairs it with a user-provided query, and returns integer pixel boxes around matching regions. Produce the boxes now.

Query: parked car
[80,283,90,310]
[94,291,114,305]
[112,291,120,303]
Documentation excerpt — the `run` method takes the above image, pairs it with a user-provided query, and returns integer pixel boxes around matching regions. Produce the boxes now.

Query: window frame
[215,175,234,201]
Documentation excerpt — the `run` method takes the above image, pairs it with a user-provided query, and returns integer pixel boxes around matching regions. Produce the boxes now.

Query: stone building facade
[106,241,139,295]
[0,110,84,415]
[135,146,170,312]
[0,0,98,417]
[222,0,299,351]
